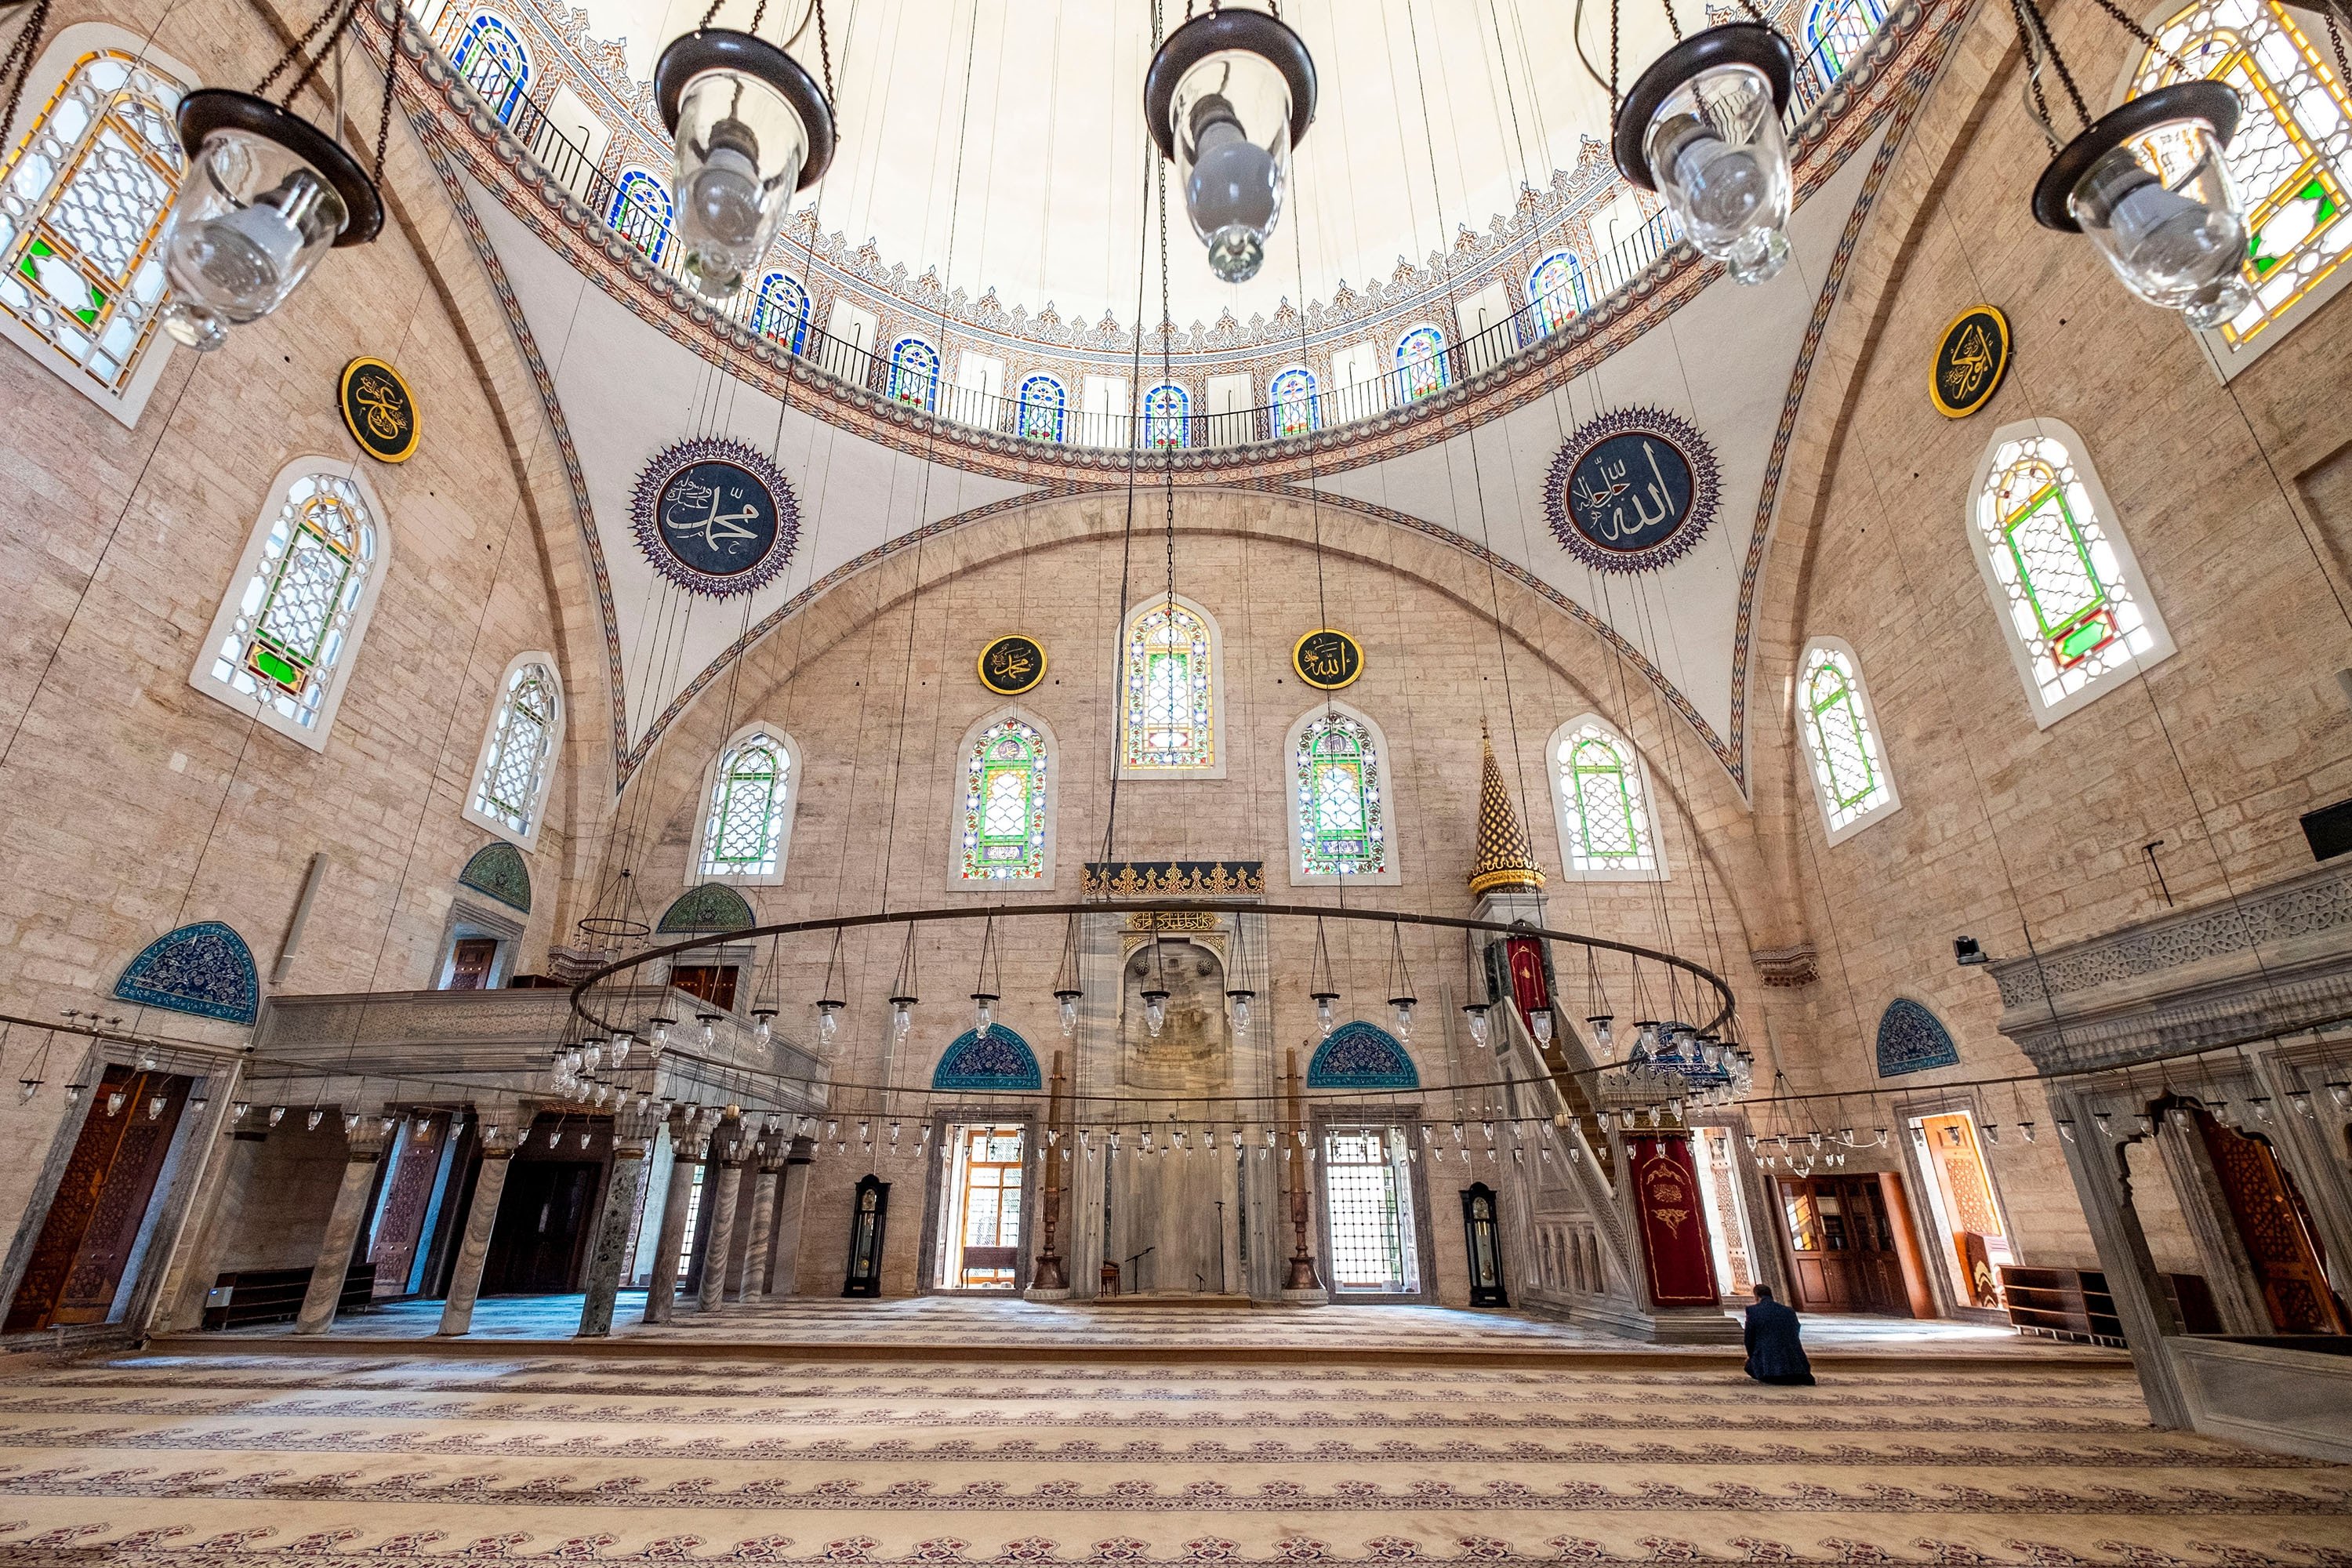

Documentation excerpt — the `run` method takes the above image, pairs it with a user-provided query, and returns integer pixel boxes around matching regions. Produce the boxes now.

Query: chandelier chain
[0,0,53,169]
[372,0,401,184]
[274,0,365,109]
[2007,0,2063,154]
[2324,0,2351,100]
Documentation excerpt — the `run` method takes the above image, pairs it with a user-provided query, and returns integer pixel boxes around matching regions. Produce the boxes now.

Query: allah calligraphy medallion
[1292,627,1363,690]
[1543,407,1719,575]
[629,437,798,597]
[1930,304,2010,419]
[339,357,419,463]
[978,633,1047,695]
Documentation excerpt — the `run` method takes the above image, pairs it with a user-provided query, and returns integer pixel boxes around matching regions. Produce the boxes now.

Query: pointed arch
[608,169,673,263]
[1270,366,1319,437]
[659,881,757,933]
[1547,714,1666,880]
[1796,636,1900,842]
[1804,0,1888,82]
[953,708,1056,887]
[888,336,942,409]
[450,10,532,122]
[464,653,564,850]
[1285,701,1399,886]
[692,722,802,884]
[1526,250,1590,337]
[113,921,259,1025]
[1395,325,1450,401]
[753,270,810,353]
[933,1024,1042,1090]
[1307,1021,1420,1089]
[1875,996,1959,1076]
[1119,593,1225,777]
[1014,373,1066,442]
[1143,382,1190,448]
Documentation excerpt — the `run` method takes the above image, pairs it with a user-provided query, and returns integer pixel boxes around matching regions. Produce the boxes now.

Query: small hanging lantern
[888,994,916,1042]
[815,997,844,1044]
[971,992,998,1038]
[1225,984,1254,1036]
[1141,935,1171,1038]
[654,16,837,299]
[1461,1001,1490,1048]
[1143,2,1317,283]
[1611,23,1796,285]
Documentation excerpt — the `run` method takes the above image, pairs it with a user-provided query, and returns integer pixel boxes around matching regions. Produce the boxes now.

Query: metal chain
[0,0,53,155]
[1157,115,1175,616]
[1610,0,1621,107]
[1660,0,1681,45]
[278,0,365,110]
[2084,0,2183,76]
[2018,0,2090,129]
[2325,0,2352,100]
[815,0,834,104]
[372,0,399,183]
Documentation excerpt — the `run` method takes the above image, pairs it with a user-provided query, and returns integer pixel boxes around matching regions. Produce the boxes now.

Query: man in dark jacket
[1742,1285,1817,1385]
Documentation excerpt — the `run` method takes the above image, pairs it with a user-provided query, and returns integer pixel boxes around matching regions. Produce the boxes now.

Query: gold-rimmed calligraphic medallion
[978,633,1047,695]
[339,357,419,462]
[1930,305,2010,419]
[1292,627,1363,690]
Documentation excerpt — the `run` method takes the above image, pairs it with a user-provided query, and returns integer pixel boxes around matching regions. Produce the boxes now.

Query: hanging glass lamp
[158,90,383,351]
[1144,3,1316,283]
[655,28,836,299]
[1611,23,1795,285]
[2031,81,2250,328]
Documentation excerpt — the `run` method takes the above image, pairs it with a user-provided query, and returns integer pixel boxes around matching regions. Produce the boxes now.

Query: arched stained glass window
[2132,0,2352,359]
[958,716,1050,881]
[608,169,673,263]
[191,463,387,750]
[888,336,940,409]
[1016,374,1066,442]
[1969,421,2172,724]
[1122,598,1220,773]
[1396,325,1449,401]
[1143,382,1189,448]
[1804,0,1887,82]
[1289,708,1394,882]
[468,655,562,846]
[1798,639,1898,839]
[0,45,187,419]
[1270,366,1318,437]
[1527,251,1589,336]
[753,270,809,353]
[1550,718,1661,877]
[699,728,796,879]
[452,12,531,123]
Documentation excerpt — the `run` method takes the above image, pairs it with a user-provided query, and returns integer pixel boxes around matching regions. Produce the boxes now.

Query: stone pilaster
[739,1138,786,1304]
[641,1112,709,1325]
[696,1120,748,1313]
[767,1133,816,1296]
[293,1113,394,1336]
[437,1119,517,1337]
[579,1104,663,1338]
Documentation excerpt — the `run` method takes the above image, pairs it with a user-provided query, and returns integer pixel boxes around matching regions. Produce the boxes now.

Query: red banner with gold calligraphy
[1504,936,1550,1030]
[1631,1134,1720,1307]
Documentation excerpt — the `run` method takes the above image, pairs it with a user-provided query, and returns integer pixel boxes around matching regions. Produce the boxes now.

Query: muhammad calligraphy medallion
[339,357,419,463]
[1291,627,1363,690]
[1930,304,2010,419]
[628,437,797,597]
[978,633,1047,695]
[1543,408,1719,575]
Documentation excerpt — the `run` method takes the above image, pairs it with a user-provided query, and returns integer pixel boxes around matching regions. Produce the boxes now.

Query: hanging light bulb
[104,1090,126,1118]
[1144,4,1317,283]
[232,1101,252,1122]
[2328,1081,2351,1111]
[583,1042,604,1072]
[750,1008,775,1047]
[1225,985,1254,1036]
[2249,1095,2275,1122]
[2288,1090,2315,1118]
[610,1031,633,1068]
[652,1015,674,1049]
[142,1094,164,1122]
[190,1094,210,1117]
[1389,995,1416,1040]
[972,993,998,1039]
[62,1081,85,1109]
[652,23,837,298]
[890,994,916,1042]
[1058,987,1085,1036]
[1982,1122,2001,1145]
[1587,1015,1616,1058]
[307,1106,324,1131]
[816,997,844,1044]
[137,1047,158,1072]
[1530,1007,1553,1046]
[155,91,385,350]
[1613,24,1796,286]
[698,1012,719,1048]
[1312,992,1338,1038]
[267,1105,287,1127]
[1462,1002,1490,1047]
[1142,984,1170,1038]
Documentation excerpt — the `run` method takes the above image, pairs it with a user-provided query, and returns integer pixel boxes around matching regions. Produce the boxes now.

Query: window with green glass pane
[1294,713,1386,877]
[207,474,376,734]
[474,663,558,836]
[1798,642,1896,835]
[1123,602,1215,770]
[702,734,789,877]
[960,719,1047,880]
[1555,722,1657,873]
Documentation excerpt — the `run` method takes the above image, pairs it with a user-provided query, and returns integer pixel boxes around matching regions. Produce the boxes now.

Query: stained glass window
[1016,374,1065,442]
[889,336,940,409]
[960,717,1049,881]
[2132,0,2352,357]
[608,169,673,263]
[1552,719,1660,875]
[451,12,530,123]
[1123,599,1217,771]
[1972,426,2168,719]
[1804,0,1887,82]
[1271,366,1319,437]
[699,729,793,878]
[198,470,381,744]
[471,659,561,840]
[1143,382,1189,448]
[1292,711,1388,879]
[0,49,185,410]
[1798,641,1897,837]
[1527,251,1588,336]
[1395,326,1449,401]
[753,270,808,352]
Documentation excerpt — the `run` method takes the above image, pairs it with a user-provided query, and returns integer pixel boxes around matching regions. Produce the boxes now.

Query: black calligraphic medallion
[1930,304,2010,419]
[978,633,1047,695]
[628,437,798,597]
[1293,627,1363,690]
[1543,408,1719,575]
[339,357,419,463]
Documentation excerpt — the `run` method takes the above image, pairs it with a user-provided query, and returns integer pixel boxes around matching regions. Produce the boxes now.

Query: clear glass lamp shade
[2067,118,2249,328]
[670,66,809,298]
[1642,61,1791,285]
[159,126,347,350]
[1171,51,1291,283]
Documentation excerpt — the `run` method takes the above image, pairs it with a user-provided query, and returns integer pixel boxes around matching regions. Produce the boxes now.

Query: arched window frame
[752,270,810,353]
[1269,365,1319,437]
[451,10,531,122]
[1967,419,2174,728]
[1285,702,1401,887]
[2122,0,2352,374]
[887,335,941,410]
[1014,373,1066,443]
[187,458,390,751]
[1395,325,1450,401]
[1546,714,1667,880]
[464,652,564,850]
[691,721,802,885]
[1142,382,1189,448]
[950,708,1057,887]
[608,169,673,263]
[1526,250,1590,337]
[1803,0,1888,82]
[1118,593,1225,778]
[1795,636,1900,843]
[0,25,198,426]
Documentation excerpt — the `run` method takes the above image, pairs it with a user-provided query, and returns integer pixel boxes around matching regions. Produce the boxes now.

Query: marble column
[696,1123,748,1313]
[293,1114,394,1336]
[579,1105,663,1338]
[738,1139,785,1304]
[767,1134,816,1296]
[437,1122,517,1338]
[642,1114,708,1325]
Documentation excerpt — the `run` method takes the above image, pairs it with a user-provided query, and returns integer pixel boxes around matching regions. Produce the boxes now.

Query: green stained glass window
[473,662,559,837]
[1123,601,1215,771]
[1294,713,1387,878]
[1555,721,1657,874]
[1798,643,1896,835]
[701,732,791,877]
[960,718,1047,880]
[207,474,377,732]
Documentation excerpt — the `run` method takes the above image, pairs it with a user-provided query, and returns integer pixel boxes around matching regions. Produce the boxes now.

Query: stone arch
[459,841,532,913]
[113,922,259,1025]
[1306,1022,1419,1090]
[932,1025,1042,1091]
[1875,997,1959,1077]
[658,883,757,934]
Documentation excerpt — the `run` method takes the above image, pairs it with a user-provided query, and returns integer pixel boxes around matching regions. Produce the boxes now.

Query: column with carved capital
[738,1137,786,1304]
[437,1116,517,1337]
[294,1112,394,1335]
[579,1102,663,1338]
[642,1112,709,1325]
[696,1120,748,1312]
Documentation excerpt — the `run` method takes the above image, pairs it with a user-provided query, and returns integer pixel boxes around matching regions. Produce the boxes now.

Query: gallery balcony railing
[430,0,1890,455]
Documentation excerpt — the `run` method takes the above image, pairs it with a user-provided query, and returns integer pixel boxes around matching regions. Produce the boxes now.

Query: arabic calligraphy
[339,357,419,463]
[1292,628,1362,690]
[656,460,778,577]
[630,437,800,598]
[979,634,1047,695]
[1930,306,2010,419]
[1543,408,1719,575]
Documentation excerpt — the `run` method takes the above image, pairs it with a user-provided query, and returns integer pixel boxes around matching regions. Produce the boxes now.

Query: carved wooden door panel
[2196,1112,2348,1334]
[368,1115,448,1297]
[3,1068,191,1333]
[447,938,497,990]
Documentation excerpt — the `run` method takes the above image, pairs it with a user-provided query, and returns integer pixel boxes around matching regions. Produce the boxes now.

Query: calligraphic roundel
[629,437,799,597]
[1542,407,1720,575]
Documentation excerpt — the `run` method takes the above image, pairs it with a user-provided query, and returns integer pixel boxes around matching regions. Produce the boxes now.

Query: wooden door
[671,964,739,1012]
[447,938,498,990]
[368,1115,449,1297]
[2197,1111,2349,1334]
[4,1068,191,1333]
[1776,1174,1915,1317]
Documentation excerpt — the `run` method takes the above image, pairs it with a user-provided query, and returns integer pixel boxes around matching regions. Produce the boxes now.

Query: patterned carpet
[0,1345,2341,1566]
